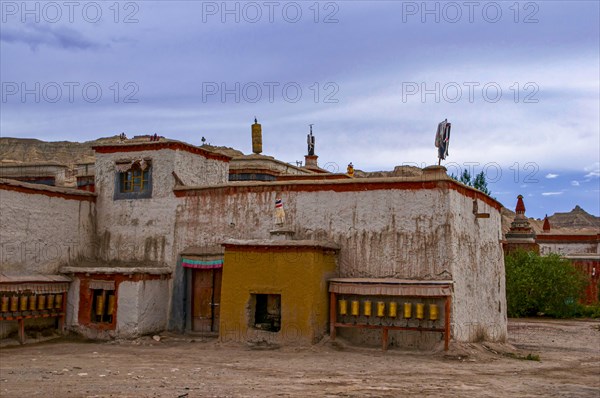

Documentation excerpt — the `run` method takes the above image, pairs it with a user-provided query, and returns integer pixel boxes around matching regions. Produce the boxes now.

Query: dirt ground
[0,318,598,398]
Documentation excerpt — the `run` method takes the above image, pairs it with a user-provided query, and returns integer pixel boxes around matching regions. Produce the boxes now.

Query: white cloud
[542,192,564,196]
[584,162,600,178]
[545,173,559,179]
[571,180,580,186]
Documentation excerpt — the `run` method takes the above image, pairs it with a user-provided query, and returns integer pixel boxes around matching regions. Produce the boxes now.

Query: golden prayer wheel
[251,122,262,154]
[338,299,348,316]
[10,296,18,312]
[388,302,397,317]
[1,296,9,312]
[54,294,63,310]
[37,294,46,310]
[376,302,385,317]
[47,294,55,309]
[363,300,372,317]
[19,295,28,311]
[107,295,116,316]
[403,302,412,319]
[96,295,105,316]
[29,295,37,311]
[350,300,359,316]
[429,304,439,321]
[416,303,424,320]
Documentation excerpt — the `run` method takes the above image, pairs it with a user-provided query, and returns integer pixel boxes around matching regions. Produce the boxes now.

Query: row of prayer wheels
[0,294,63,313]
[95,294,116,317]
[339,299,439,321]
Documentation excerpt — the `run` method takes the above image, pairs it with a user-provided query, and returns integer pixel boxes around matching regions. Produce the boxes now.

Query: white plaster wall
[116,279,169,337]
[175,188,452,279]
[447,191,507,342]
[174,150,228,186]
[230,158,312,175]
[539,242,598,256]
[116,281,139,337]
[66,278,81,327]
[136,279,169,334]
[94,149,178,265]
[0,189,95,274]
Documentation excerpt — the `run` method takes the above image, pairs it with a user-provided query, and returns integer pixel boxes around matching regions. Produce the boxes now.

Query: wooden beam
[329,291,337,341]
[444,296,451,351]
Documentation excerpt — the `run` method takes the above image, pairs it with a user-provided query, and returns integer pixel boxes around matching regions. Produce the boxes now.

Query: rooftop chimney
[304,124,319,170]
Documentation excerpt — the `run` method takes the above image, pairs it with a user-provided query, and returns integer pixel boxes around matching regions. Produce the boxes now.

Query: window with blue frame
[114,160,152,200]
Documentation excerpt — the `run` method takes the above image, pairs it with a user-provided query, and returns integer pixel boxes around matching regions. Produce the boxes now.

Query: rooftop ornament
[435,119,451,165]
[307,124,315,156]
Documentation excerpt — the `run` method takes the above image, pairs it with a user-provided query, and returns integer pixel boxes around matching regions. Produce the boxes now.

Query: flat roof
[0,178,96,202]
[93,139,231,162]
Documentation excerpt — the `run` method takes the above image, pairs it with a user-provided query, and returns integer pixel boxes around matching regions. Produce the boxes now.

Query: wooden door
[192,269,222,332]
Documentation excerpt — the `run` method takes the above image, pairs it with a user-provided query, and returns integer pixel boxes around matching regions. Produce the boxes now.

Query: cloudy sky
[1,1,599,218]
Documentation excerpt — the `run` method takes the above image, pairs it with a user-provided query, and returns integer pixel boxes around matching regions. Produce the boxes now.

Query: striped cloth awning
[329,279,453,297]
[89,280,115,290]
[182,257,223,269]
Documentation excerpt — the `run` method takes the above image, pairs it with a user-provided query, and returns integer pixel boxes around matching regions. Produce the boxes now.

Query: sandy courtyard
[0,318,598,397]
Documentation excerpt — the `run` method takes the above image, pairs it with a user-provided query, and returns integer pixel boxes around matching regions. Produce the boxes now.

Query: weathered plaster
[174,150,229,186]
[66,278,81,327]
[0,187,95,274]
[447,191,507,342]
[539,242,599,256]
[116,279,169,337]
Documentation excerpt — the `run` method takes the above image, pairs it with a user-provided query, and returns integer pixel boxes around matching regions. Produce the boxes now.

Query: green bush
[505,250,589,318]
[574,304,600,318]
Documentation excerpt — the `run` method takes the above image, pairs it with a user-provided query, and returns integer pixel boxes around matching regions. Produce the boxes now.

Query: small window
[114,160,152,200]
[91,289,115,323]
[120,167,150,193]
[252,294,281,332]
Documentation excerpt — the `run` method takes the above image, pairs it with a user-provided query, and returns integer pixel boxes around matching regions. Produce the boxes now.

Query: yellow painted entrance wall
[219,245,337,345]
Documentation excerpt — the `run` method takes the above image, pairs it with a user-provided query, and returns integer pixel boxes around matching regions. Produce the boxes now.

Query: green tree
[459,169,471,185]
[450,169,492,196]
[473,171,491,195]
[505,250,588,318]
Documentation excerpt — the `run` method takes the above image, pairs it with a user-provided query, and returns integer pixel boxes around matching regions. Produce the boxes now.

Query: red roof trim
[93,142,231,162]
[536,234,600,243]
[277,174,351,181]
[0,182,96,202]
